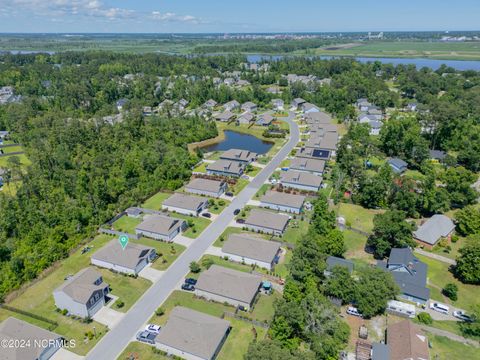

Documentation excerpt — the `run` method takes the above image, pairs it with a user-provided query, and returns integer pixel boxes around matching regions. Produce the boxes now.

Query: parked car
[430,302,450,315]
[346,306,362,317]
[136,330,156,344]
[145,324,161,334]
[181,283,195,291]
[233,208,241,215]
[202,212,212,218]
[185,278,197,285]
[236,218,245,224]
[453,310,473,322]
[225,192,234,197]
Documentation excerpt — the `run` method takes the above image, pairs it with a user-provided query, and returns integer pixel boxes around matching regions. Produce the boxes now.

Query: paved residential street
[86,112,299,360]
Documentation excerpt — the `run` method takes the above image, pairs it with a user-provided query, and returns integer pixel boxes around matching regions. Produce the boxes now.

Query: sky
[0,0,479,33]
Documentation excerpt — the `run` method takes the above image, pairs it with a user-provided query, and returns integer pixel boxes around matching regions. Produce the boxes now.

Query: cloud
[151,11,200,24]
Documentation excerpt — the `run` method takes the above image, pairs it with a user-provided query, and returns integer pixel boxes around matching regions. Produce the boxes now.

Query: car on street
[453,310,473,322]
[233,208,241,215]
[181,283,195,291]
[136,330,156,344]
[346,306,362,317]
[185,278,197,285]
[145,324,161,334]
[202,212,211,218]
[430,302,450,315]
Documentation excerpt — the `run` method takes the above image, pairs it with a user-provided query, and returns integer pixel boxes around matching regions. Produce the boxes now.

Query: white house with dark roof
[53,267,110,318]
[185,178,227,198]
[280,170,322,192]
[244,209,290,236]
[162,193,209,216]
[135,215,187,242]
[91,240,156,275]
[222,233,281,270]
[155,306,231,360]
[0,317,63,360]
[260,190,306,214]
[195,265,262,310]
[207,160,245,177]
[413,214,455,249]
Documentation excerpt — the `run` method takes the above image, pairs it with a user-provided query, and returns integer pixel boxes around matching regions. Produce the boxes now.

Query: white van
[346,306,362,317]
[429,302,449,314]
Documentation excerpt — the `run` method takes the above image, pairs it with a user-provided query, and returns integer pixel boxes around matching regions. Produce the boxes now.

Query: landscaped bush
[417,312,433,325]
[189,261,201,273]
[115,300,125,309]
[442,283,458,301]
[155,307,165,316]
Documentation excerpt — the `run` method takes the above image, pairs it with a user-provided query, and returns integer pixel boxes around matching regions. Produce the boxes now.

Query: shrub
[189,261,201,273]
[417,312,433,325]
[155,307,165,316]
[442,283,458,301]
[115,300,125,309]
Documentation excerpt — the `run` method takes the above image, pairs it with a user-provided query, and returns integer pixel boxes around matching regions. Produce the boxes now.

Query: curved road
[86,112,299,360]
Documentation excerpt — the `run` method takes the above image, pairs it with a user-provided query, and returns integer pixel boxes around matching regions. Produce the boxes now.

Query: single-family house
[222,233,281,270]
[267,86,282,94]
[244,209,290,236]
[0,317,63,360]
[223,100,240,112]
[162,193,209,216]
[280,170,322,192]
[126,207,143,218]
[296,147,331,160]
[413,214,455,249]
[237,112,254,124]
[388,158,408,174]
[406,103,418,112]
[220,149,257,164]
[289,157,325,175]
[272,99,284,110]
[377,248,430,304]
[241,101,257,113]
[302,103,320,114]
[155,306,231,360]
[91,240,156,275]
[185,178,227,198]
[53,267,110,318]
[116,98,128,112]
[260,190,306,214]
[256,113,274,126]
[207,160,245,177]
[324,256,354,277]
[135,215,187,242]
[356,98,371,111]
[319,132,339,152]
[215,111,235,122]
[429,149,447,163]
[369,120,383,136]
[203,99,218,109]
[291,98,306,110]
[304,111,332,125]
[386,320,429,360]
[195,265,262,310]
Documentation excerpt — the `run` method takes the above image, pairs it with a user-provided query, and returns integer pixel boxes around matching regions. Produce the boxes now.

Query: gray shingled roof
[196,265,262,304]
[222,233,281,263]
[290,157,325,173]
[304,111,332,124]
[54,267,107,304]
[186,178,225,193]
[207,160,245,175]
[220,149,257,162]
[326,256,354,273]
[413,214,455,245]
[244,209,290,232]
[163,193,208,212]
[136,215,185,236]
[155,306,230,360]
[280,170,322,188]
[260,190,306,209]
[91,240,154,270]
[0,318,62,360]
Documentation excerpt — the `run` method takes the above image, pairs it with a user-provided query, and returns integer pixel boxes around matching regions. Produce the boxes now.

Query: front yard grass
[208,198,229,214]
[174,213,211,238]
[117,342,170,360]
[416,254,480,311]
[245,165,262,177]
[133,237,185,271]
[254,184,271,198]
[229,178,249,195]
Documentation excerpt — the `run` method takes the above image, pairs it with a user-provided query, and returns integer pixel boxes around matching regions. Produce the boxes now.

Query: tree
[460,304,480,338]
[367,210,415,258]
[316,229,346,258]
[442,283,458,301]
[455,236,480,284]
[442,167,478,208]
[309,194,336,236]
[455,206,480,236]
[245,340,301,360]
[355,267,399,318]
[324,266,356,304]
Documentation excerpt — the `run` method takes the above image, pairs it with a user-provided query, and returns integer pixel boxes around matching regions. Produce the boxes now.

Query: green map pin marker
[119,235,129,250]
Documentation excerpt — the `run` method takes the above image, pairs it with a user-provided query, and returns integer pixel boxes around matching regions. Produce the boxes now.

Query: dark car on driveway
[181,283,195,291]
[202,212,212,218]
[185,278,197,285]
[136,330,156,344]
[225,192,234,197]
[236,218,245,224]
[233,208,241,215]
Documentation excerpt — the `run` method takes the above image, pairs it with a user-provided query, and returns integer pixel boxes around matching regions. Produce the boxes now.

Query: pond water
[202,130,273,154]
[246,54,480,71]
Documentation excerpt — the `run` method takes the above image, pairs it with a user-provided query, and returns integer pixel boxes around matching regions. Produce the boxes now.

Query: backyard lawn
[416,254,480,311]
[112,216,141,234]
[0,153,31,168]
[278,215,310,245]
[192,162,208,173]
[425,333,480,360]
[343,230,375,264]
[141,191,171,210]
[334,203,384,233]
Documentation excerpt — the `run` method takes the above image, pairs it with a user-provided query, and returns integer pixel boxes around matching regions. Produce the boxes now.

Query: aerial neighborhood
[0,41,479,360]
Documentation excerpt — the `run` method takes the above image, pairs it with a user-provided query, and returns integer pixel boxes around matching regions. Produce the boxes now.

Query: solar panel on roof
[312,149,330,159]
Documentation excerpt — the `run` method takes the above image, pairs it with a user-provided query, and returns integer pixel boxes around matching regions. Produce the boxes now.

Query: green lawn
[1,145,23,154]
[247,292,281,323]
[430,236,466,260]
[278,215,310,245]
[416,254,480,311]
[246,165,262,177]
[0,153,31,168]
[275,250,292,279]
[208,198,229,214]
[193,162,208,173]
[133,237,185,271]
[117,342,170,360]
[174,213,211,238]
[254,184,271,198]
[335,203,384,233]
[343,230,375,264]
[141,191,171,210]
[112,216,141,234]
[426,333,480,360]
[229,178,249,195]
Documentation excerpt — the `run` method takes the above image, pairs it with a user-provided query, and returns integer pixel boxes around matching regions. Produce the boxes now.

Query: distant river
[202,130,273,154]
[246,54,480,71]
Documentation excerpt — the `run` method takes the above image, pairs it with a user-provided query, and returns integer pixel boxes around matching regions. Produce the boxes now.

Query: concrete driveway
[205,245,223,257]
[247,199,261,206]
[93,305,125,328]
[172,235,192,247]
[138,265,164,283]
[51,348,84,360]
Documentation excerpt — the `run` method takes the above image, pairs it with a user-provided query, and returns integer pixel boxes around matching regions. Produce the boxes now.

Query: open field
[334,202,384,233]
[310,41,480,60]
[425,333,480,360]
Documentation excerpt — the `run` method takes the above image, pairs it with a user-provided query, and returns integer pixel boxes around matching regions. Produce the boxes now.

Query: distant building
[289,157,326,175]
[223,100,240,111]
[304,111,332,125]
[413,214,455,249]
[291,98,306,110]
[429,149,447,162]
[135,215,187,242]
[271,98,284,110]
[207,160,245,177]
[215,111,235,122]
[185,178,227,198]
[162,193,209,216]
[220,149,257,164]
[116,98,128,112]
[302,103,320,114]
[237,112,254,124]
[241,101,257,112]
[388,158,408,174]
[244,209,290,236]
[324,256,354,277]
[280,170,322,192]
[203,99,218,109]
[260,190,306,214]
[256,113,274,126]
